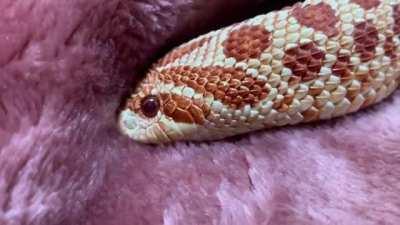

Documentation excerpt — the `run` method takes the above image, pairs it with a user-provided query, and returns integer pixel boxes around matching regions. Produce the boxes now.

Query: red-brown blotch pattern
[353,21,379,62]
[160,93,210,124]
[351,0,380,10]
[283,42,326,82]
[223,25,272,62]
[292,3,339,37]
[159,66,269,109]
[332,54,354,83]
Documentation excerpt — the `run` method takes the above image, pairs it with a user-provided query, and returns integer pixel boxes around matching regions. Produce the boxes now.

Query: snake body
[119,0,400,143]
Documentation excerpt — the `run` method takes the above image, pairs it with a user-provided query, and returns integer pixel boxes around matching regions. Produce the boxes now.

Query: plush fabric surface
[0,0,399,224]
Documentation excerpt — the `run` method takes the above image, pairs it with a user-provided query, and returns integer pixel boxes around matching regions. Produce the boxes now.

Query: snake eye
[140,95,160,118]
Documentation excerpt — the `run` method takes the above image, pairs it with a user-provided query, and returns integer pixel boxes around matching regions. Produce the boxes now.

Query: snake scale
[119,0,400,143]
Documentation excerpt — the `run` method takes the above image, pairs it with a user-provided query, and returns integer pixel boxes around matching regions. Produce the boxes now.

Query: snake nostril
[140,95,160,118]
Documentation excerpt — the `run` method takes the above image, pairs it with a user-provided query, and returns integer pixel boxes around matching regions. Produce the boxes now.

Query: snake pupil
[140,95,160,118]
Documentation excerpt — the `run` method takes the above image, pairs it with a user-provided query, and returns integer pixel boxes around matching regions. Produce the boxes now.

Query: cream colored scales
[119,0,400,143]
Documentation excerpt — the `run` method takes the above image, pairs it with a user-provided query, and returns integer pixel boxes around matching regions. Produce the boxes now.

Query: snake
[119,0,400,143]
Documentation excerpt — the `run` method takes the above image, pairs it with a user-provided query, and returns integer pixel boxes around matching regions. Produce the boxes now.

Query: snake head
[118,69,211,143]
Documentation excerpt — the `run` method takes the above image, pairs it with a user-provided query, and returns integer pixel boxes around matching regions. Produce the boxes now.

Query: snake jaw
[118,108,172,143]
[119,109,154,143]
[119,107,204,143]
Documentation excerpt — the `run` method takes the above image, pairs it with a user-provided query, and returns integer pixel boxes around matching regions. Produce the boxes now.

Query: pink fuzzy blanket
[0,0,399,224]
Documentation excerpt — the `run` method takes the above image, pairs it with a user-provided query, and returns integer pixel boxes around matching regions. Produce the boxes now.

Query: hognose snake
[119,0,400,143]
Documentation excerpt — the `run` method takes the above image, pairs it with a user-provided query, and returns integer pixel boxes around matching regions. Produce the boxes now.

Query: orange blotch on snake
[228,79,241,88]
[332,54,354,83]
[172,108,195,124]
[188,104,206,124]
[205,83,218,92]
[163,100,177,116]
[353,21,379,62]
[160,66,269,109]
[283,42,326,82]
[292,3,339,37]
[160,94,209,124]
[384,36,398,62]
[351,0,380,10]
[223,25,272,62]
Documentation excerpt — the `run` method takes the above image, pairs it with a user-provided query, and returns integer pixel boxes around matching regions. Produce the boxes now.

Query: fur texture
[0,0,399,224]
